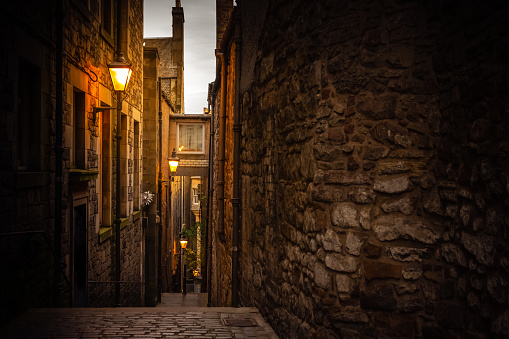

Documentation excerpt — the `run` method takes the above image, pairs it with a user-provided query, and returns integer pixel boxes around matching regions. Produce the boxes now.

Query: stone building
[0,0,144,319]
[142,0,185,303]
[169,113,211,292]
[210,0,509,338]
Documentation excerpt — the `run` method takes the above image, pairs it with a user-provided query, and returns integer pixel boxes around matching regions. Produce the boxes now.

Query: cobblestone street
[0,294,278,338]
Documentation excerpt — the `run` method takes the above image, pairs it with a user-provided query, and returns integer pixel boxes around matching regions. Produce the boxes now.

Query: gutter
[54,0,64,307]
[157,76,163,302]
[205,83,214,305]
[217,51,226,239]
[114,0,122,306]
[231,3,241,308]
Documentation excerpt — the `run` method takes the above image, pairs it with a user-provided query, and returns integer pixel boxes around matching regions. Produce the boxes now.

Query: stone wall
[237,0,509,337]
[62,0,144,307]
[0,0,62,320]
[210,84,234,305]
[0,0,144,315]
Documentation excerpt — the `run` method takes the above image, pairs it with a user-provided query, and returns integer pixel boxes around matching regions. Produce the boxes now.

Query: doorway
[73,201,87,307]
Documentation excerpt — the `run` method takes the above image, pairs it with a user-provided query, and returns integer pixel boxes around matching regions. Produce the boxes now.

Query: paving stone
[0,304,278,339]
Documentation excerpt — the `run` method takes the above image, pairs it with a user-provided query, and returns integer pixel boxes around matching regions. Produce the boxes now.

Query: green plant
[181,222,206,273]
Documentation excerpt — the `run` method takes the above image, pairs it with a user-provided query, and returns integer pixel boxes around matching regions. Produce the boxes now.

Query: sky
[144,0,216,114]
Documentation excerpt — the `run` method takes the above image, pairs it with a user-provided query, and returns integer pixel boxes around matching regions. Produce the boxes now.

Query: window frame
[192,187,199,205]
[176,123,205,154]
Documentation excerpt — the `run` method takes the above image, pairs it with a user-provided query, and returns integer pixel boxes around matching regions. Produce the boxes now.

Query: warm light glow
[180,238,188,249]
[109,67,132,91]
[168,148,180,173]
[193,270,199,277]
[169,160,179,172]
[107,52,132,92]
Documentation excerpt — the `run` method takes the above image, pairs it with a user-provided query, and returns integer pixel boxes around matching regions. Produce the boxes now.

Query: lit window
[177,124,204,153]
[192,188,199,205]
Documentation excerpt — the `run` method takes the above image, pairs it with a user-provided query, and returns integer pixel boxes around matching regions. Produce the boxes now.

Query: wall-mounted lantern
[179,238,188,249]
[107,52,132,92]
[168,148,180,173]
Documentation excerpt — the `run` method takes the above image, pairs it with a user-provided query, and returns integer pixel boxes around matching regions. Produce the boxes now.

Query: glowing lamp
[108,52,132,92]
[168,148,180,173]
[180,238,188,249]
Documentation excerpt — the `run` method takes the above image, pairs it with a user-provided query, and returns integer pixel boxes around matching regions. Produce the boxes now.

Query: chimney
[172,1,184,64]
[172,0,185,113]
[216,0,234,48]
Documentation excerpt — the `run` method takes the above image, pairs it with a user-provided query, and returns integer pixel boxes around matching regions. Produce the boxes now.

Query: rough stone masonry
[231,0,509,338]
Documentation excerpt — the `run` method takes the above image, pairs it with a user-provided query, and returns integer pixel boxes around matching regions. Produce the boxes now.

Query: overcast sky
[144,0,216,114]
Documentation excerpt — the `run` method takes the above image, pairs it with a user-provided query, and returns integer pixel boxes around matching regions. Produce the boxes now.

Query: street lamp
[180,237,188,249]
[109,51,132,307]
[168,148,180,173]
[108,52,132,91]
[180,237,188,294]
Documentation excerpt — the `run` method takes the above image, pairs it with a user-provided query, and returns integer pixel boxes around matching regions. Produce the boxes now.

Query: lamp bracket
[92,106,111,124]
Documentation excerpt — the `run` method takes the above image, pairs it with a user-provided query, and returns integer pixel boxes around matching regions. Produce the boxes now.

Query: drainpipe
[217,51,226,239]
[206,83,216,305]
[157,77,163,302]
[231,2,242,308]
[54,0,63,307]
[114,0,122,307]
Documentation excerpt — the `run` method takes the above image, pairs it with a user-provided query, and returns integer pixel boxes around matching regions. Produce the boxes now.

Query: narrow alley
[0,293,278,338]
[2,0,509,338]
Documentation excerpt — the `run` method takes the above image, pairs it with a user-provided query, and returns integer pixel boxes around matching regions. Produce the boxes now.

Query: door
[73,202,87,307]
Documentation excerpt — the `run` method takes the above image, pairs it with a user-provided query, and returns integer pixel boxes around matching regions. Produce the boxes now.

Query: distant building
[143,0,190,300]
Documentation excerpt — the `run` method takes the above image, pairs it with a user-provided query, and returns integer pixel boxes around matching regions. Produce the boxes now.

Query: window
[73,90,86,169]
[101,0,113,36]
[192,188,199,205]
[177,123,204,153]
[17,58,41,170]
[101,107,112,226]
[120,114,128,217]
[133,120,140,210]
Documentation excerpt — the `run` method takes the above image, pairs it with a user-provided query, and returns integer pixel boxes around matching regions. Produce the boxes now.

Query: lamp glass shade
[168,148,180,173]
[107,53,132,92]
[169,160,179,172]
[180,239,188,249]
[109,67,132,92]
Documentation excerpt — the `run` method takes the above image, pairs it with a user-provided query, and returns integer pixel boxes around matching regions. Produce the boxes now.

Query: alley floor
[0,293,278,338]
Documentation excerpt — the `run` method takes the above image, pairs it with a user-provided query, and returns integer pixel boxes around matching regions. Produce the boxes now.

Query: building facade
[210,0,509,338]
[142,0,186,302]
[1,0,144,319]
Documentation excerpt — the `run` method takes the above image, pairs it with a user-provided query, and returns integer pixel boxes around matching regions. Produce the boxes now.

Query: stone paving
[0,294,278,338]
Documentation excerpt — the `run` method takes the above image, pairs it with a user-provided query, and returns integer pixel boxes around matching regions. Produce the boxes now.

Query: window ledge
[133,210,141,221]
[120,217,129,230]
[69,169,99,182]
[17,172,45,189]
[99,226,112,243]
